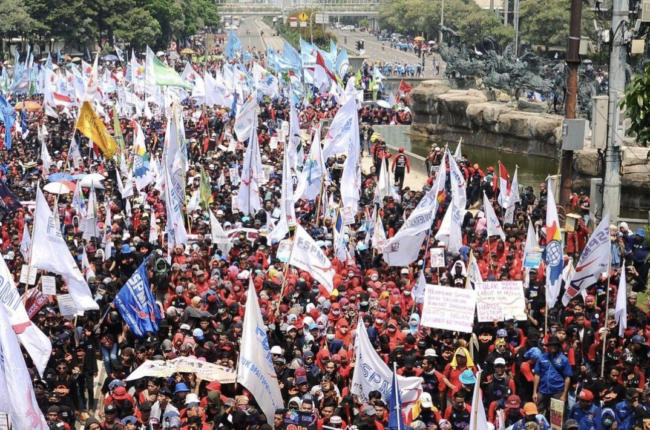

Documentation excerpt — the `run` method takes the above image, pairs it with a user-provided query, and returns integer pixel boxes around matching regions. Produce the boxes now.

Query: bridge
[216,0,380,16]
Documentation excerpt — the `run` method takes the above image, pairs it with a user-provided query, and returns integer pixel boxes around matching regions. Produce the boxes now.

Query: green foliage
[620,62,650,147]
[276,9,337,50]
[18,0,219,51]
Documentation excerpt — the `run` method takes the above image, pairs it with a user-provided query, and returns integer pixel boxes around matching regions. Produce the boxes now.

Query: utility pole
[439,0,445,45]
[603,0,628,223]
[559,0,583,207]
[503,0,509,25]
[513,0,520,56]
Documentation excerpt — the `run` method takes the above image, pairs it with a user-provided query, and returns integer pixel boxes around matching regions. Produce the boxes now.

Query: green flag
[146,47,192,90]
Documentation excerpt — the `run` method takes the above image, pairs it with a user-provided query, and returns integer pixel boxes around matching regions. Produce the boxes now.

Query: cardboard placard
[475,281,527,322]
[41,275,57,295]
[269,136,278,149]
[276,239,293,262]
[550,398,564,430]
[57,294,77,317]
[430,248,445,268]
[19,265,37,285]
[421,284,476,333]
[340,207,355,225]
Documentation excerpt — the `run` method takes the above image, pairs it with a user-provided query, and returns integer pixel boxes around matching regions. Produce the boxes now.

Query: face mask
[333,310,340,316]
[388,327,396,333]
[340,328,348,334]
[404,291,411,296]
[327,334,335,340]
[312,289,319,294]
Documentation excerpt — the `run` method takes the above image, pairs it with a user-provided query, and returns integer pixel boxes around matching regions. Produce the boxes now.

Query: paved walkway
[359,153,427,190]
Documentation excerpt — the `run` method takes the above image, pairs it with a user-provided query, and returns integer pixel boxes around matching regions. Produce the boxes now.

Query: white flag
[31,189,98,311]
[467,252,483,285]
[210,211,232,255]
[483,192,505,241]
[294,128,325,201]
[454,138,462,160]
[351,320,422,412]
[468,371,490,430]
[0,301,49,430]
[233,94,257,141]
[412,271,426,304]
[268,148,296,244]
[382,153,446,266]
[164,167,188,249]
[237,281,284,423]
[615,263,627,337]
[187,190,200,213]
[289,225,335,292]
[322,98,358,158]
[340,113,361,213]
[561,213,611,306]
[448,150,467,210]
[68,137,82,169]
[19,224,31,263]
[545,184,564,308]
[149,210,158,244]
[40,141,51,176]
[238,125,262,216]
[81,247,95,281]
[0,256,52,376]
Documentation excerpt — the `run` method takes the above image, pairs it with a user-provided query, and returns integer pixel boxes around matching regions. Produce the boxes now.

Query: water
[375,125,559,189]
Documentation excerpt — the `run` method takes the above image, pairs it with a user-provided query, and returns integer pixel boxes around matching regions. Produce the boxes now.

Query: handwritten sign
[41,276,57,295]
[430,248,445,268]
[57,294,78,317]
[421,284,476,333]
[340,207,355,225]
[19,264,37,285]
[269,136,278,149]
[475,281,526,322]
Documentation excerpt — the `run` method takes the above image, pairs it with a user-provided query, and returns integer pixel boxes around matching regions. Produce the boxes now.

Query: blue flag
[114,259,161,338]
[0,180,22,212]
[225,29,242,60]
[0,95,16,149]
[388,365,403,430]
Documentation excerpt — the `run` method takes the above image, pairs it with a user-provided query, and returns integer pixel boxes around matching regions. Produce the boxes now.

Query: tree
[113,7,162,50]
[620,62,650,147]
[0,0,36,39]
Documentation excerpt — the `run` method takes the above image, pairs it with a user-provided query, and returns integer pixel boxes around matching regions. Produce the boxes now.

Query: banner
[126,358,237,383]
[289,225,334,292]
[421,285,476,333]
[475,281,526,322]
[351,320,422,411]
[550,398,564,430]
[237,282,284,423]
[114,259,161,338]
[210,212,232,255]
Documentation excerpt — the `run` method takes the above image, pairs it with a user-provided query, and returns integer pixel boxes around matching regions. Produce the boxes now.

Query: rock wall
[409,80,563,158]
[410,80,650,210]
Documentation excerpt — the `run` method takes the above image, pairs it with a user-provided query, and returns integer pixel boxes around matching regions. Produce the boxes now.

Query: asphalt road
[234,18,445,78]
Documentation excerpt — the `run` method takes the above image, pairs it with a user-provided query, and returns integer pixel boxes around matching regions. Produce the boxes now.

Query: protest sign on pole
[475,281,526,322]
[421,284,476,333]
[430,248,445,268]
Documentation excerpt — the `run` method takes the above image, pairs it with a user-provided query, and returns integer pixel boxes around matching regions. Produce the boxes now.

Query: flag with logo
[561,214,611,306]
[114,258,161,339]
[544,184,563,307]
[483,192,505,241]
[615,263,627,337]
[290,225,335,292]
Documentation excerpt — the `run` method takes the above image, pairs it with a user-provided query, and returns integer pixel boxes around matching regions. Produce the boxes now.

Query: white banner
[421,284,476,333]
[475,281,526,322]
[351,320,422,411]
[126,357,237,383]
[210,212,232,255]
[237,282,284,423]
[289,225,335,292]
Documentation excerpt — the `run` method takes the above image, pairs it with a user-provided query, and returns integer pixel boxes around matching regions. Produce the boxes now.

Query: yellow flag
[76,101,117,159]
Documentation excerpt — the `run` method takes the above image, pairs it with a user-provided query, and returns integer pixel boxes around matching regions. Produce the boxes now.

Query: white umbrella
[43,182,72,194]
[84,173,106,182]
[79,177,105,189]
[377,100,391,108]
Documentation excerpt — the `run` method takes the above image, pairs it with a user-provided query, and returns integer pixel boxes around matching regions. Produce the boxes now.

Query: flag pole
[23,186,42,302]
[277,230,296,301]
[315,174,326,227]
[600,260,612,378]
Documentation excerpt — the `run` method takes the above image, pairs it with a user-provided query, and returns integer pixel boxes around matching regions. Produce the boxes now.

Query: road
[236,18,445,79]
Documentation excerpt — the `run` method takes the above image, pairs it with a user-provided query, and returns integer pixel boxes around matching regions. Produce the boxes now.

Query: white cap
[424,348,438,358]
[400,268,409,274]
[180,324,191,331]
[420,392,433,408]
[185,393,200,405]
[270,346,283,355]
[494,357,507,366]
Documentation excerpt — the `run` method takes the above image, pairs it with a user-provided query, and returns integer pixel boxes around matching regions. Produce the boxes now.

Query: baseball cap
[494,357,506,366]
[523,402,538,415]
[420,392,433,408]
[361,405,376,416]
[506,395,521,409]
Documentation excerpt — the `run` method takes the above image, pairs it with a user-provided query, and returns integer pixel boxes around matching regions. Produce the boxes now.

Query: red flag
[398,80,413,95]
[497,161,510,194]
[315,51,336,81]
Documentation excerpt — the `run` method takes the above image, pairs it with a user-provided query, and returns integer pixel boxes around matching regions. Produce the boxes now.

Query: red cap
[578,389,594,401]
[112,386,128,400]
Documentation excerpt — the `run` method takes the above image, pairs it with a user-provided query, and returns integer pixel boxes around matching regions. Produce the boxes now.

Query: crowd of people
[0,28,648,430]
